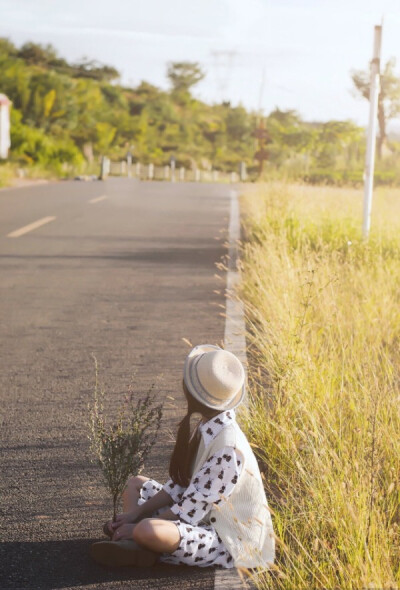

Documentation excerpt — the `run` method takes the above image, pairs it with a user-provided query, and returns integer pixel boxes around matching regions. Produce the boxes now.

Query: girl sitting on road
[90,344,275,569]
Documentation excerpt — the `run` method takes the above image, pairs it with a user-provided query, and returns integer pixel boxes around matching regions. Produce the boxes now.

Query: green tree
[167,62,205,100]
[351,57,400,158]
[265,109,316,166]
[17,42,58,65]
[72,59,119,82]
[0,37,17,57]
[313,120,363,169]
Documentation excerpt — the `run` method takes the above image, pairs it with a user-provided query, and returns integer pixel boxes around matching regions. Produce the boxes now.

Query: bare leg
[104,475,150,537]
[133,518,180,554]
[122,475,150,512]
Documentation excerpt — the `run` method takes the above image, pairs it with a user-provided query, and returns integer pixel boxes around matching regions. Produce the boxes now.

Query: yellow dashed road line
[7,216,56,238]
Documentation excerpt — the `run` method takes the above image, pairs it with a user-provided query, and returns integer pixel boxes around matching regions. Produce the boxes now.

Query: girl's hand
[110,506,143,532]
[111,523,136,542]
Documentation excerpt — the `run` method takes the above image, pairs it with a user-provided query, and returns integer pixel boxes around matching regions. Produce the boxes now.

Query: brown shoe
[90,540,158,567]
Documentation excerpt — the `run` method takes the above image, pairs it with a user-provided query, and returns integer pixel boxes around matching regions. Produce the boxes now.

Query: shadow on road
[0,245,223,268]
[0,539,219,589]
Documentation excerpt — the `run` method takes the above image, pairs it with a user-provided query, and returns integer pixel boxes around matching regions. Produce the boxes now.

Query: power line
[210,50,237,101]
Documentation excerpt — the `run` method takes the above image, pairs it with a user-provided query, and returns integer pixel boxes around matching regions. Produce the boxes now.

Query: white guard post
[0,94,11,159]
[362,25,382,239]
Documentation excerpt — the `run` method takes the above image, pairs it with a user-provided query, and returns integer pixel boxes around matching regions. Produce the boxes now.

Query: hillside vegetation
[241,183,400,589]
[0,39,257,177]
[1,39,400,185]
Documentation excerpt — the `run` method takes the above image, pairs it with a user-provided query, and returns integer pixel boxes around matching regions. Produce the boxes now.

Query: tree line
[1,38,400,184]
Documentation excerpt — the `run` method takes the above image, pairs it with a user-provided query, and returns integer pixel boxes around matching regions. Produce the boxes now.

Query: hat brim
[183,344,245,411]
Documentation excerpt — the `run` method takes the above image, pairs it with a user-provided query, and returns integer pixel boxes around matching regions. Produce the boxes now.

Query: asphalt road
[0,178,244,590]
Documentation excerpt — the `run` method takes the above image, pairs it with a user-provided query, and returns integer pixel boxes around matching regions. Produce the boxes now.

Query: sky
[1,0,400,129]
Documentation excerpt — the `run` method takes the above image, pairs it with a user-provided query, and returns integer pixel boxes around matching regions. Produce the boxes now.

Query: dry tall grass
[240,182,400,589]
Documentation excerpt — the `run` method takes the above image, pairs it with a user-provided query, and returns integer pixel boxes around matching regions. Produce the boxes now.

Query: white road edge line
[7,216,56,238]
[224,189,248,380]
[214,190,252,590]
[89,195,107,204]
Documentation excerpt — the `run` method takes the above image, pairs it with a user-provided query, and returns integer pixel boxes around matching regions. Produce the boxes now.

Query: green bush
[302,168,400,188]
[10,109,84,172]
[374,169,398,186]
[303,168,342,185]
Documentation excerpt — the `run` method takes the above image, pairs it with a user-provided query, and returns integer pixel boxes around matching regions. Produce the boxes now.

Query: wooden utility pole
[254,118,271,176]
[362,24,382,239]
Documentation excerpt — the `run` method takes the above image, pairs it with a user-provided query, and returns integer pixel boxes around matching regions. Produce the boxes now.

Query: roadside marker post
[239,161,247,182]
[170,156,176,182]
[100,156,110,180]
[127,151,132,177]
[164,165,170,180]
[362,24,382,239]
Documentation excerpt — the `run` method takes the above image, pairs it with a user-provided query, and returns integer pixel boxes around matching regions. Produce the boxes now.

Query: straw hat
[183,344,245,410]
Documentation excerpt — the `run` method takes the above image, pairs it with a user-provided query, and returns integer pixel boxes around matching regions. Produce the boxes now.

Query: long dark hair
[169,381,220,487]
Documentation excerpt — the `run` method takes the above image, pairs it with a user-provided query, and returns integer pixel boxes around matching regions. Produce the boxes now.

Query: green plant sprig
[88,357,163,521]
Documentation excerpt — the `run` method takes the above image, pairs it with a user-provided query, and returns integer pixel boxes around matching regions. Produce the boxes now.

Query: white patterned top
[163,409,243,525]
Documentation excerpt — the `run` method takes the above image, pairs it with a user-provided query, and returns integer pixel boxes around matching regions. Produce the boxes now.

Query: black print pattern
[163,516,235,569]
[138,410,242,568]
[162,412,243,531]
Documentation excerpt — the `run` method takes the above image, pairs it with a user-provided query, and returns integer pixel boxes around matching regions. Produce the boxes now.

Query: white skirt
[138,479,234,568]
